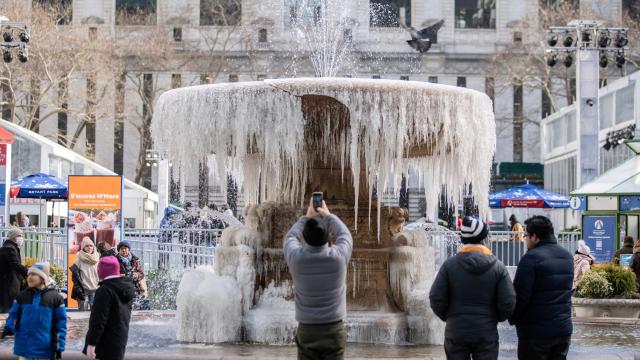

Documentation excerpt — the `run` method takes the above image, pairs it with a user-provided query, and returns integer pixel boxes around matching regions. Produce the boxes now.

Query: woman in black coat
[0,229,28,312]
[83,256,135,360]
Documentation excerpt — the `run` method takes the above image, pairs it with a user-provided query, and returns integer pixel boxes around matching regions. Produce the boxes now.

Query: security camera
[586,99,594,107]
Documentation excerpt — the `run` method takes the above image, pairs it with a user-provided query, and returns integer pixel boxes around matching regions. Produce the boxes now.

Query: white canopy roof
[572,155,640,195]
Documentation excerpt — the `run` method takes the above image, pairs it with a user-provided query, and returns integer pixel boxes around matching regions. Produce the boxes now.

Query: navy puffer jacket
[508,235,573,338]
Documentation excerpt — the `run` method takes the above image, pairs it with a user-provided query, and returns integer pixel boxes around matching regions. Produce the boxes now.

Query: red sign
[0,144,6,166]
[501,199,545,208]
[0,127,14,145]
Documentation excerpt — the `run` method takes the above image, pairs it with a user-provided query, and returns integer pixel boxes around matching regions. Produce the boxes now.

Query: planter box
[572,298,640,318]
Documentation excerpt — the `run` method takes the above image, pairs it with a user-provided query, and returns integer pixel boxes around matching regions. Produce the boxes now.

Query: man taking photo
[284,198,353,360]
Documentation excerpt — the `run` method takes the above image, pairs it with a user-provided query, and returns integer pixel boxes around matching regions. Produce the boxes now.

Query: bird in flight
[398,18,445,53]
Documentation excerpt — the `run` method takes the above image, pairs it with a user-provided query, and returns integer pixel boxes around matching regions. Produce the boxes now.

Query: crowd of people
[1,198,640,360]
[284,200,640,360]
[0,231,145,359]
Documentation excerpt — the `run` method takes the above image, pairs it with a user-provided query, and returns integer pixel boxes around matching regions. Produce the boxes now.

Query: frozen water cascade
[176,267,242,343]
[152,78,496,220]
[157,78,496,346]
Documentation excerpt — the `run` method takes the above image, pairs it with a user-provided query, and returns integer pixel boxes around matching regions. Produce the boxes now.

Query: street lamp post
[146,150,170,226]
[546,20,629,187]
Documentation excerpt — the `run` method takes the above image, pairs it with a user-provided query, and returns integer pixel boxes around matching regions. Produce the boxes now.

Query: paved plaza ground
[1,311,638,360]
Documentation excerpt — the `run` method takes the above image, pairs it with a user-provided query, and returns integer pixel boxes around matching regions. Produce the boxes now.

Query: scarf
[75,250,100,291]
[78,249,99,266]
[118,253,133,272]
[458,244,493,255]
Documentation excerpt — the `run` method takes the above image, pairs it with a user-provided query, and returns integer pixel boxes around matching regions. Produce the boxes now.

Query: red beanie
[98,256,121,280]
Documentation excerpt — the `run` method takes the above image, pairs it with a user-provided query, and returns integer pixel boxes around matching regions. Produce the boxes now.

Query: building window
[343,28,353,42]
[32,0,72,25]
[258,28,268,43]
[114,74,125,176]
[513,83,524,162]
[116,0,157,26]
[285,0,323,26]
[229,74,239,82]
[171,74,182,89]
[485,77,494,111]
[457,76,466,87]
[173,27,182,42]
[372,75,381,79]
[85,76,97,160]
[428,76,438,83]
[624,0,640,19]
[541,87,552,118]
[400,76,409,81]
[370,0,411,27]
[57,80,68,146]
[89,27,98,41]
[513,31,522,43]
[455,0,496,29]
[257,74,266,81]
[201,0,241,26]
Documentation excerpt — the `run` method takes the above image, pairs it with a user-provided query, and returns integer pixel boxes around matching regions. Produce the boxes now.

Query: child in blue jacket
[2,262,67,360]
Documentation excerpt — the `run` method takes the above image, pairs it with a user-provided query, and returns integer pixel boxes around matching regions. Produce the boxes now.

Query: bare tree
[487,1,640,160]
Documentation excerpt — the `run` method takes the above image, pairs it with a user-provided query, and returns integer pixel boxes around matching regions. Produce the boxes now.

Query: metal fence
[0,227,67,269]
[5,227,581,283]
[124,229,223,273]
[426,230,582,267]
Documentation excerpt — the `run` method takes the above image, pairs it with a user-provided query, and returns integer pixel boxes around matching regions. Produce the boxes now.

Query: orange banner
[69,176,122,209]
[68,175,123,310]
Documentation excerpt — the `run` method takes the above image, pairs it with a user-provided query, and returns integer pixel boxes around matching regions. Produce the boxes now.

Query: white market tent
[573,155,640,195]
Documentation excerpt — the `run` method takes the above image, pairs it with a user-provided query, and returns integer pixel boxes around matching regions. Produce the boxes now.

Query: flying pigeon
[399,18,445,53]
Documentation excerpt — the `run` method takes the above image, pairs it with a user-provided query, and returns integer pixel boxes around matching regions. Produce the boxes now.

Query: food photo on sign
[68,209,120,254]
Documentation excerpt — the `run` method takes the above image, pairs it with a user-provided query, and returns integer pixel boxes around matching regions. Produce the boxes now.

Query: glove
[1,328,14,339]
[56,350,62,359]
[86,345,96,360]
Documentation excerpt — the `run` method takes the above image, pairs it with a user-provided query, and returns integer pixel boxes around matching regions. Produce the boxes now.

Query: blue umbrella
[10,173,68,199]
[489,184,569,208]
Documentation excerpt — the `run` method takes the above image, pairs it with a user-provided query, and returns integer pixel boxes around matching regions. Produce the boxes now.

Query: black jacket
[83,276,136,360]
[508,235,573,338]
[429,247,516,341]
[69,264,85,301]
[0,240,28,310]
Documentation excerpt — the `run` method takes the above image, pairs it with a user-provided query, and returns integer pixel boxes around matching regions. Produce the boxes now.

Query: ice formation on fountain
[151,78,495,222]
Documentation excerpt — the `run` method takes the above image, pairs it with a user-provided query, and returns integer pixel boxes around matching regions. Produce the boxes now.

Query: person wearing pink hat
[83,256,135,360]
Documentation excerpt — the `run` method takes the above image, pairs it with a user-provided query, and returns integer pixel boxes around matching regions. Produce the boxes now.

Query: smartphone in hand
[312,192,323,210]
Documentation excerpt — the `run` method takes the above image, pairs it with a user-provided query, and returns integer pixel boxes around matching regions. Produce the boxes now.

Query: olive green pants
[295,321,347,360]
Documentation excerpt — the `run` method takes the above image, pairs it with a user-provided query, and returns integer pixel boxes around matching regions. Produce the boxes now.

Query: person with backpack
[1,262,67,360]
[0,228,28,313]
[430,216,516,359]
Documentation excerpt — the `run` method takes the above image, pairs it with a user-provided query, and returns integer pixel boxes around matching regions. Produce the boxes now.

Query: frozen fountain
[150,0,496,347]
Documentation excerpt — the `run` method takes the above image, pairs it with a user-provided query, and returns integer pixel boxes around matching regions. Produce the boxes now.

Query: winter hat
[81,237,95,250]
[117,240,131,251]
[303,218,329,247]
[577,240,591,255]
[97,256,121,280]
[460,216,489,244]
[28,262,50,283]
[623,236,635,246]
[7,228,23,241]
